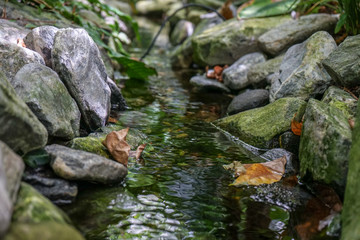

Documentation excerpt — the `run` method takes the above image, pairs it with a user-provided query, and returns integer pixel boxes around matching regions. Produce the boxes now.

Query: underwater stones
[259,14,338,56]
[45,144,127,184]
[12,63,80,140]
[270,31,337,101]
[51,28,111,131]
[226,89,269,115]
[215,97,306,148]
[322,34,360,88]
[299,99,352,195]
[190,74,230,93]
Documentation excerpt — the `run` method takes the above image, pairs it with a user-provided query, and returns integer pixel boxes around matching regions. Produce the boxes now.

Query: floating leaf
[291,113,303,136]
[102,128,131,167]
[238,0,298,19]
[135,143,147,160]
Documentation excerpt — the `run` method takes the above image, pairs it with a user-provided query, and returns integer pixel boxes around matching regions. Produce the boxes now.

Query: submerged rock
[259,14,338,56]
[52,28,111,131]
[270,31,337,101]
[222,52,266,90]
[0,72,48,155]
[322,34,360,88]
[190,75,230,93]
[45,144,127,184]
[247,55,284,87]
[215,97,306,148]
[299,99,352,196]
[170,20,194,46]
[192,16,290,66]
[0,19,30,43]
[321,86,357,119]
[227,89,269,115]
[12,63,81,140]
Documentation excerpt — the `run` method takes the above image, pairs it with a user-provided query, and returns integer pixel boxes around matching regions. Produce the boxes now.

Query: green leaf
[238,0,298,19]
[335,13,347,33]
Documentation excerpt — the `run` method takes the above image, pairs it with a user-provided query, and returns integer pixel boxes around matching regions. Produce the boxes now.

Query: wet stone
[227,89,269,115]
[279,131,300,155]
[260,148,297,175]
[190,75,230,93]
[106,77,127,111]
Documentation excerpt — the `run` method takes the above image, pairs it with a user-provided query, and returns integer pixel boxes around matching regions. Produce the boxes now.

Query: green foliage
[336,0,360,35]
[296,0,338,15]
[238,0,298,19]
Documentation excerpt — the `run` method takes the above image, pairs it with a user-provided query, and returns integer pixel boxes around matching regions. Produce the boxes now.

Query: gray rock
[12,63,81,140]
[279,131,300,155]
[0,72,48,155]
[0,19,30,43]
[136,0,176,17]
[192,16,290,66]
[0,141,25,238]
[190,75,230,93]
[247,55,284,87]
[321,86,357,119]
[299,99,352,196]
[170,20,194,46]
[260,148,297,175]
[51,28,111,131]
[270,31,337,101]
[227,89,269,115]
[259,14,338,56]
[106,77,127,111]
[24,26,59,68]
[45,144,127,184]
[223,52,266,90]
[0,39,45,82]
[322,35,360,88]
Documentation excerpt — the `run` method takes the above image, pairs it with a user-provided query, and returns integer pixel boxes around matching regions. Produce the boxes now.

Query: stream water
[63,19,339,240]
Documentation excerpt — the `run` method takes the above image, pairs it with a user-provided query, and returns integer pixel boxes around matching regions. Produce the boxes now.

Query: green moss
[68,136,110,158]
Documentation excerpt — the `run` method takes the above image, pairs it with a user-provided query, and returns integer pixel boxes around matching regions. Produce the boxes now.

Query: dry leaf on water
[291,113,303,136]
[102,128,131,167]
[224,156,287,186]
[129,143,147,160]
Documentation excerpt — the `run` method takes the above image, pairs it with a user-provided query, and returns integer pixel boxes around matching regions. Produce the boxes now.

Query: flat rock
[45,144,127,184]
[299,99,352,196]
[227,89,269,115]
[52,28,111,131]
[259,14,338,56]
[270,31,337,101]
[321,86,357,119]
[192,16,290,66]
[247,55,284,87]
[12,63,81,140]
[24,26,59,67]
[190,75,230,93]
[322,34,360,88]
[0,72,48,155]
[222,52,266,90]
[0,19,30,44]
[215,97,306,148]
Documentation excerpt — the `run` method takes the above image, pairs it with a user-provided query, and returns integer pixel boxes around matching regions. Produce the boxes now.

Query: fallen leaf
[102,128,131,167]
[348,118,355,129]
[291,113,303,136]
[108,116,118,123]
[135,143,147,160]
[17,38,26,47]
[220,0,235,19]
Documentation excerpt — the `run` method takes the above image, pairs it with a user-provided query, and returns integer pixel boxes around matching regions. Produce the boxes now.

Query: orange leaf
[102,128,130,167]
[108,116,118,123]
[17,38,26,48]
[291,113,303,136]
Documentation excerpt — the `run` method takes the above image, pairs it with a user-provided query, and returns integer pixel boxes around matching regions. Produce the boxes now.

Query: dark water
[63,21,340,240]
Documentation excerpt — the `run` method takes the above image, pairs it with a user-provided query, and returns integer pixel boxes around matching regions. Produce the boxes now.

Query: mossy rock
[321,86,357,119]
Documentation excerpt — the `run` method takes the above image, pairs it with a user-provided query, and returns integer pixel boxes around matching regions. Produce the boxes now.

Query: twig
[343,87,359,100]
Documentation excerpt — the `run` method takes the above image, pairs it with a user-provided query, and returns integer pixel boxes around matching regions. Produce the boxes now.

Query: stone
[247,55,284,87]
[190,75,230,93]
[24,26,59,68]
[106,77,127,111]
[0,19,30,44]
[170,20,194,46]
[322,34,360,88]
[215,97,306,148]
[259,14,338,56]
[68,136,111,159]
[0,39,45,81]
[227,89,269,115]
[45,144,127,184]
[321,86,357,119]
[52,28,111,131]
[299,99,352,196]
[341,99,360,240]
[0,72,48,155]
[136,0,176,17]
[188,0,224,8]
[222,52,266,90]
[260,148,297,175]
[279,131,300,155]
[12,63,81,140]
[192,16,290,66]
[270,31,337,102]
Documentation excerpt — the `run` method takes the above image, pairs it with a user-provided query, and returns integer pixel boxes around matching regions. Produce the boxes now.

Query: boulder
[299,99,352,196]
[247,55,284,87]
[106,77,127,111]
[227,89,269,115]
[0,39,45,81]
[45,144,127,184]
[222,52,266,90]
[0,19,30,43]
[192,16,290,66]
[190,75,230,93]
[170,20,194,46]
[321,86,357,119]
[322,34,360,88]
[136,0,176,17]
[12,63,81,140]
[270,31,337,101]
[24,26,59,68]
[259,14,338,56]
[215,97,306,148]
[341,99,360,240]
[279,131,300,155]
[52,28,111,131]
[0,72,48,155]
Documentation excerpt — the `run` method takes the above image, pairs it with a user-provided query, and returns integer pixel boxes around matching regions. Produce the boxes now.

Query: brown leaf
[135,143,147,160]
[108,116,118,123]
[17,38,26,48]
[291,113,303,136]
[349,118,355,129]
[102,128,131,167]
[220,0,235,20]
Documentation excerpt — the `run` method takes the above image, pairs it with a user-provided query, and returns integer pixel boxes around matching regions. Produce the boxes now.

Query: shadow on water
[62,19,339,240]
